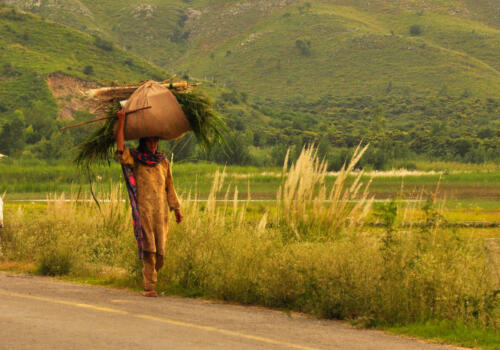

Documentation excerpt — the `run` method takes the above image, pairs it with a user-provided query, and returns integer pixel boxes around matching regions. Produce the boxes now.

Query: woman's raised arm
[115,109,126,153]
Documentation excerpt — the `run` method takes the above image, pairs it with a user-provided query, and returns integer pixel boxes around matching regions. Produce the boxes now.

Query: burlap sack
[121,81,191,141]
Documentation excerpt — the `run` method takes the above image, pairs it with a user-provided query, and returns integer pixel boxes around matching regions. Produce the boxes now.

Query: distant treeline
[210,90,500,169]
[0,87,499,170]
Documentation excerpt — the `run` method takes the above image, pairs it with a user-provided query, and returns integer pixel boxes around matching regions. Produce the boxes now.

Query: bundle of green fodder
[75,80,227,167]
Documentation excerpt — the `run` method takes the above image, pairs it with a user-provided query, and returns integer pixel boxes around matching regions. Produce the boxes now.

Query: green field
[1,159,499,224]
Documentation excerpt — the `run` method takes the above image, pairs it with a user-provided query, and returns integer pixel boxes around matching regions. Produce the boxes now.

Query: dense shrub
[0,112,25,156]
[0,8,26,21]
[410,25,422,36]
[37,245,74,276]
[83,65,94,75]
[295,38,311,56]
[93,35,113,51]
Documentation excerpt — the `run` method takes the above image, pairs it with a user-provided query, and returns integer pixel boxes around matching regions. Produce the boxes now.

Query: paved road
[0,272,461,350]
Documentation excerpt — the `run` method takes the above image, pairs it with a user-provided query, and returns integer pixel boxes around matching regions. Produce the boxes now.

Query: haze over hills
[5,0,500,100]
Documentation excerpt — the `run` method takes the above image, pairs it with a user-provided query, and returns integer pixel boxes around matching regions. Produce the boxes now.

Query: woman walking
[115,109,183,297]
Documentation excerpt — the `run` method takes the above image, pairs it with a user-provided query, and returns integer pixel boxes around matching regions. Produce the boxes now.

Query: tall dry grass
[1,146,498,329]
[277,144,373,240]
[1,185,136,276]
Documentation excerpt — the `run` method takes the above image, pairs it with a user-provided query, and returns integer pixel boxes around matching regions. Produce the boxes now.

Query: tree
[295,38,311,56]
[270,143,290,166]
[317,136,331,161]
[0,111,26,156]
[461,88,472,99]
[83,65,94,75]
[409,25,422,36]
[32,131,73,160]
[370,106,386,135]
[438,84,448,96]
[454,138,473,158]
[211,132,252,165]
[478,128,494,139]
[2,62,17,78]
[299,2,312,13]
[23,100,59,144]
[93,35,113,51]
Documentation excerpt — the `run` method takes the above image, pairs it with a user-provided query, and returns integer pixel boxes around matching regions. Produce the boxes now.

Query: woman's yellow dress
[116,148,180,256]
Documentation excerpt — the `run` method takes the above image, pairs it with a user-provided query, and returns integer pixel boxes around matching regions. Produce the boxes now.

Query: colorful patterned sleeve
[115,147,135,166]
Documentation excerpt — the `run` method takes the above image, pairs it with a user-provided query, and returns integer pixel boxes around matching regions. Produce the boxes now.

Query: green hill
[184,3,500,100]
[5,0,500,101]
[0,6,165,113]
[0,6,267,164]
[0,6,167,116]
[0,2,498,167]
[0,6,167,157]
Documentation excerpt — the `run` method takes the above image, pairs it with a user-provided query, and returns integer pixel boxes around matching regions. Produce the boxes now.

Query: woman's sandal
[143,290,159,297]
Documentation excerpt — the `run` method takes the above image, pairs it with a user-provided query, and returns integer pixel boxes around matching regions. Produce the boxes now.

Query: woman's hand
[117,109,126,121]
[174,208,183,224]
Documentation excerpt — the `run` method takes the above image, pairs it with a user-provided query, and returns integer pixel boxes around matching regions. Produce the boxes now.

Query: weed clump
[410,24,423,36]
[37,245,74,276]
[277,144,373,240]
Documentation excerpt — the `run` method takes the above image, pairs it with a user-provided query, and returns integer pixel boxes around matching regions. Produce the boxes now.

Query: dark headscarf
[133,138,165,166]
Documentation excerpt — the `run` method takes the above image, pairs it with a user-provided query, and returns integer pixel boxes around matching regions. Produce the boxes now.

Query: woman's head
[138,137,160,154]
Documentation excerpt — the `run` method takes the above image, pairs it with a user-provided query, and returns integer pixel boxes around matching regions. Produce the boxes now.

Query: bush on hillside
[0,8,25,21]
[0,112,25,156]
[299,2,312,13]
[83,65,94,75]
[93,35,113,51]
[295,38,311,56]
[410,24,422,36]
[171,27,190,43]
[1,62,18,77]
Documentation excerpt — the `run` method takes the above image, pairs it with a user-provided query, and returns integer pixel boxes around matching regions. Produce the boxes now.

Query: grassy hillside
[0,6,270,164]
[5,0,500,101]
[0,6,170,158]
[0,6,166,120]
[161,0,500,100]
[182,2,500,100]
[0,3,498,166]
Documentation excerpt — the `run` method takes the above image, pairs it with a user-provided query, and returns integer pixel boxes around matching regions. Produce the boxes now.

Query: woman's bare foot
[143,290,158,297]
